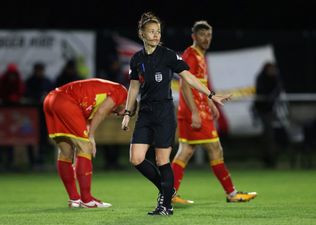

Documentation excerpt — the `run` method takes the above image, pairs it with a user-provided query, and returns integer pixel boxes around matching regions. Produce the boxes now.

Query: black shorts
[131,100,177,148]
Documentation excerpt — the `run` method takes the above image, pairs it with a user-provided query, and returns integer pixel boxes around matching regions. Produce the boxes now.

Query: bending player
[43,78,132,208]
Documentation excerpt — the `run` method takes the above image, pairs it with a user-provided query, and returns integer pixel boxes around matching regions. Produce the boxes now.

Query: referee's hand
[121,115,130,131]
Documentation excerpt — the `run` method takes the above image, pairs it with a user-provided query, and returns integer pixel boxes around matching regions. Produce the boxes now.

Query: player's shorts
[131,100,176,148]
[178,118,219,144]
[43,90,89,142]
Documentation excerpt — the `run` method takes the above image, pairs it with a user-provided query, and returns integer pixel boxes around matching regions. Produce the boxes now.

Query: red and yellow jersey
[57,78,127,119]
[43,78,127,141]
[177,46,219,143]
[178,46,212,121]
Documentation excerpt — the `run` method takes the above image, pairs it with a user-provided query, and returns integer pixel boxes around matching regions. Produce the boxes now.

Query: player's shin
[75,153,93,203]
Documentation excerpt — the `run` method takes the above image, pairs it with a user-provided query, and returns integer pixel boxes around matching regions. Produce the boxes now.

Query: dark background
[1,0,315,29]
[1,0,316,92]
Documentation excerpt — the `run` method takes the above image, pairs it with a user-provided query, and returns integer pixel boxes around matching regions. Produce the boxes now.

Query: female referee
[121,12,231,216]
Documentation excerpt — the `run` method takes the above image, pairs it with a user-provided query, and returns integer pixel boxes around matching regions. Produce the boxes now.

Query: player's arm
[181,79,202,129]
[207,98,220,120]
[121,80,140,131]
[88,97,117,157]
[178,70,232,105]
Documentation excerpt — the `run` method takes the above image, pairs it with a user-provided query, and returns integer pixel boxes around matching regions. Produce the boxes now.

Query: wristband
[208,90,216,99]
[124,109,132,116]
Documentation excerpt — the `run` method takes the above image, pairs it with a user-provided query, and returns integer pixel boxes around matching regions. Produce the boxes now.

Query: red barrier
[0,107,39,145]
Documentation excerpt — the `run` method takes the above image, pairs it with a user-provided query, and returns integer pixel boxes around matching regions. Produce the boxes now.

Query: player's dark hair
[192,20,212,33]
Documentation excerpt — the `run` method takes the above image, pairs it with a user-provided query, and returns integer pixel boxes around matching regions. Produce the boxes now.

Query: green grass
[1,169,315,225]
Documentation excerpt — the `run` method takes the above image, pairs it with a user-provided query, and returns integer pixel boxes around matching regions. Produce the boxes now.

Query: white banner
[208,45,275,135]
[0,30,95,81]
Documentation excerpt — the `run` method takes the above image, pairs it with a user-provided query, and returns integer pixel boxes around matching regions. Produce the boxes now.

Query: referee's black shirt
[129,45,189,102]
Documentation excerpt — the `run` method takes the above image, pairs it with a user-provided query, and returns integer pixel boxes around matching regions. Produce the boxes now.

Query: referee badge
[155,72,163,82]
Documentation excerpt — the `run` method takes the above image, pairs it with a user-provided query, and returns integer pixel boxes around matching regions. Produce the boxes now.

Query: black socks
[135,160,174,209]
[158,163,174,208]
[135,159,162,192]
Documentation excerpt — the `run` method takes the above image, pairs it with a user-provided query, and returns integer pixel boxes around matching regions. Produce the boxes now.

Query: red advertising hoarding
[0,107,39,145]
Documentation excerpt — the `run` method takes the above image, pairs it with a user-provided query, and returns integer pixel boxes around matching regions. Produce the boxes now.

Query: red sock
[171,160,186,192]
[211,160,235,195]
[75,155,93,203]
[57,160,80,200]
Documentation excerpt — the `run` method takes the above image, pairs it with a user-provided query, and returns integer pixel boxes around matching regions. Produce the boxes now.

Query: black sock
[135,159,161,192]
[158,163,174,209]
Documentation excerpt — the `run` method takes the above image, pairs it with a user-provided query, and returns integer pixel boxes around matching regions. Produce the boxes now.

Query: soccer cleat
[157,192,164,208]
[172,195,194,204]
[156,188,176,208]
[226,191,257,203]
[149,188,176,215]
[68,199,81,208]
[81,197,112,208]
[148,206,173,216]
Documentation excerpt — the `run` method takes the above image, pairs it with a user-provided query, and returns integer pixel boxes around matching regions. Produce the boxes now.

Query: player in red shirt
[43,78,130,208]
[172,21,257,204]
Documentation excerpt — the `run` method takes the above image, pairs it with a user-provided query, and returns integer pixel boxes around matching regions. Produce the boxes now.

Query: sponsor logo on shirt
[155,72,163,82]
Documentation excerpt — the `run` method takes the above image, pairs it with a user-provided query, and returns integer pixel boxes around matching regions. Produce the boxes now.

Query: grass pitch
[0,169,315,225]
